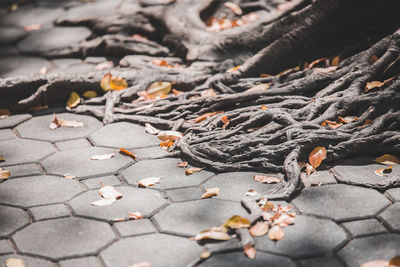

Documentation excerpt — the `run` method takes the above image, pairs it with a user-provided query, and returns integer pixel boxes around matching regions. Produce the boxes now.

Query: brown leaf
[201,187,220,199]
[360,261,389,267]
[308,146,327,169]
[101,73,128,91]
[365,81,384,92]
[223,215,250,229]
[157,131,183,142]
[82,90,98,99]
[95,61,113,70]
[253,175,281,184]
[49,115,84,130]
[146,82,172,98]
[67,91,81,108]
[189,111,223,123]
[201,89,217,97]
[91,198,116,206]
[119,148,137,160]
[390,255,400,267]
[274,213,296,227]
[194,228,230,241]
[244,243,256,259]
[331,56,340,66]
[249,221,269,237]
[369,55,379,64]
[145,123,160,135]
[374,154,400,165]
[91,152,114,160]
[99,184,123,200]
[268,225,284,241]
[246,83,271,92]
[224,2,242,15]
[0,168,10,180]
[321,120,342,129]
[137,177,162,188]
[24,23,42,31]
[128,262,151,267]
[245,189,259,197]
[185,167,204,175]
[177,161,188,168]
[0,109,11,116]
[375,166,392,177]
[307,58,327,69]
[5,258,25,267]
[221,115,230,129]
[338,116,358,124]
[129,211,143,220]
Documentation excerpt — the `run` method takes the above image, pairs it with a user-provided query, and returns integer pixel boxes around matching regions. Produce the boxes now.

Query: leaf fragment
[157,131,183,142]
[82,90,98,99]
[137,177,162,188]
[273,213,296,227]
[200,251,211,259]
[129,211,143,220]
[253,175,281,184]
[5,258,25,267]
[244,243,256,259]
[365,81,384,92]
[331,56,340,66]
[224,2,242,15]
[194,228,230,241]
[375,166,392,177]
[177,161,188,168]
[223,215,250,229]
[91,152,114,160]
[128,262,151,267]
[189,111,223,123]
[249,221,269,237]
[374,154,400,165]
[201,187,220,199]
[63,173,75,179]
[119,148,137,160]
[221,115,230,129]
[185,167,204,175]
[0,109,11,117]
[0,168,10,180]
[67,91,81,108]
[145,123,160,135]
[101,73,128,91]
[390,255,400,267]
[261,105,267,110]
[49,115,84,130]
[268,225,284,241]
[308,146,327,169]
[91,198,116,206]
[321,120,343,129]
[99,184,123,200]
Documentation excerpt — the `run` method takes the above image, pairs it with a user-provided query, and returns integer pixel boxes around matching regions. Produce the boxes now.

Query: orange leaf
[331,56,340,66]
[129,211,143,220]
[110,76,128,91]
[227,65,241,73]
[249,221,269,237]
[244,243,256,259]
[189,111,223,123]
[223,215,250,229]
[375,166,392,176]
[253,175,281,184]
[389,255,400,267]
[177,161,188,168]
[153,59,169,67]
[185,167,203,175]
[201,187,220,199]
[365,81,384,92]
[369,55,379,64]
[321,120,342,129]
[268,225,284,240]
[119,148,137,160]
[374,154,400,165]
[221,115,229,129]
[261,105,267,110]
[308,146,327,169]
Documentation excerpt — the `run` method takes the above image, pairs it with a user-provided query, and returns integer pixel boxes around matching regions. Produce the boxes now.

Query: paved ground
[1,1,400,267]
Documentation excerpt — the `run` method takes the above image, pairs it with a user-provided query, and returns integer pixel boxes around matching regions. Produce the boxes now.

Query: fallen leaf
[0,168,10,180]
[360,261,389,267]
[221,115,230,129]
[153,58,169,67]
[146,82,172,98]
[185,167,204,175]
[91,198,116,206]
[365,81,384,92]
[194,228,230,241]
[200,251,211,259]
[91,152,115,160]
[261,201,275,212]
[137,177,162,188]
[82,90,98,99]
[145,123,160,135]
[274,213,296,227]
[5,258,25,267]
[39,66,48,75]
[99,184,123,199]
[308,146,327,169]
[224,2,242,15]
[132,34,148,40]
[189,111,223,123]
[129,211,143,220]
[321,120,343,129]
[307,58,327,69]
[113,217,127,222]
[253,175,281,184]
[172,89,183,95]
[24,23,42,31]
[244,243,256,259]
[374,154,400,165]
[101,73,128,91]
[338,116,358,124]
[227,65,241,73]
[268,225,284,240]
[390,255,400,267]
[119,148,137,160]
[63,173,75,179]
[201,187,220,199]
[95,61,113,70]
[313,66,337,74]
[245,189,259,197]
[223,215,250,229]
[261,105,267,110]
[246,83,270,92]
[49,115,84,129]
[249,221,269,237]
[177,161,188,168]
[375,166,392,176]
[128,262,151,267]
[67,91,81,108]
[201,89,217,97]
[331,56,340,66]
[157,131,183,142]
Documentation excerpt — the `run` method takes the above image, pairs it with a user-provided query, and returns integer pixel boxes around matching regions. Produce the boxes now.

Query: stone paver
[0,175,83,207]
[42,147,131,178]
[301,169,337,187]
[121,158,214,189]
[0,56,52,77]
[153,199,248,236]
[199,251,296,267]
[0,255,54,267]
[29,204,70,221]
[114,219,157,237]
[255,215,348,258]
[292,184,390,221]
[338,234,400,267]
[0,114,31,129]
[342,219,387,238]
[0,129,15,140]
[16,113,102,142]
[0,139,55,166]
[69,186,167,221]
[134,146,171,159]
[59,256,103,267]
[1,6,65,26]
[0,26,27,46]
[101,233,202,267]
[0,239,12,254]
[379,203,400,232]
[83,175,121,189]
[89,122,159,149]
[166,187,204,202]
[386,188,400,202]
[55,138,92,151]
[5,163,42,178]
[298,257,344,267]
[0,205,29,238]
[14,217,116,260]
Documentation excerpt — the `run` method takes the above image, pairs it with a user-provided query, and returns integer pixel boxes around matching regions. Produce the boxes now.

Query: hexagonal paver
[69,186,167,221]
[338,234,400,267]
[379,203,400,232]
[298,257,344,267]
[16,113,102,142]
[101,233,202,267]
[41,147,131,178]
[0,239,13,254]
[0,205,29,238]
[255,215,348,258]
[14,217,115,260]
[0,175,83,208]
[0,114,31,129]
[0,139,55,166]
[153,199,248,236]
[59,256,103,267]
[55,138,92,151]
[30,204,70,221]
[114,219,156,237]
[202,172,282,202]
[0,255,54,267]
[0,129,15,140]
[121,158,214,189]
[5,163,42,178]
[198,251,296,267]
[342,218,387,238]
[0,26,27,46]
[386,188,400,202]
[301,170,337,187]
[166,187,203,202]
[0,56,52,77]
[1,6,65,26]
[292,184,390,221]
[89,122,159,149]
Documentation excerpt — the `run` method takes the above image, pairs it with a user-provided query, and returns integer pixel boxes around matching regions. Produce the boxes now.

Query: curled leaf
[375,166,392,177]
[365,81,384,92]
[5,258,25,267]
[244,243,256,259]
[137,177,162,188]
[177,161,188,168]
[91,152,114,160]
[0,168,10,180]
[308,146,327,169]
[249,221,269,237]
[374,154,400,165]
[49,115,84,130]
[91,198,116,206]
[268,225,284,241]
[67,91,81,108]
[119,148,137,160]
[194,228,230,241]
[145,123,160,135]
[253,175,281,184]
[99,184,123,200]
[185,167,203,175]
[129,211,143,220]
[223,215,250,229]
[201,187,220,199]
[221,115,229,129]
[82,90,98,99]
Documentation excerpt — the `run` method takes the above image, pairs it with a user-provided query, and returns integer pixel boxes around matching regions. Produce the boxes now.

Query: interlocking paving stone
[301,169,337,187]
[202,172,282,202]
[101,233,202,267]
[166,187,203,202]
[69,186,167,222]
[386,188,400,202]
[121,158,214,189]
[0,129,15,140]
[16,113,102,142]
[0,175,83,208]
[134,146,171,159]
[0,114,31,129]
[114,219,157,237]
[0,26,27,46]
[59,256,103,267]
[29,204,70,221]
[89,122,159,149]
[0,139,55,167]
[255,215,348,258]
[0,255,54,267]
[379,203,400,232]
[14,217,116,260]
[1,6,65,27]
[42,147,131,178]
[298,256,344,267]
[0,56,52,77]
[338,233,400,267]
[342,218,387,237]
[0,205,29,238]
[5,163,42,178]
[292,184,390,221]
[18,26,91,54]
[55,138,92,151]
[0,240,12,254]
[153,199,248,236]
[198,251,297,267]
[83,175,121,189]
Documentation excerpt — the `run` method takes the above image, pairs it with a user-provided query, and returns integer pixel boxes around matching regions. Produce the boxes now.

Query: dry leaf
[244,243,256,259]
[95,61,113,70]
[249,221,269,237]
[157,131,183,142]
[185,167,203,175]
[129,211,143,220]
[0,168,10,180]
[145,123,160,135]
[223,215,250,229]
[313,66,337,74]
[224,2,242,15]
[261,201,275,212]
[221,115,229,129]
[246,83,270,92]
[201,89,217,97]
[194,228,230,241]
[375,166,392,176]
[137,177,162,188]
[374,154,400,165]
[245,189,259,197]
[274,213,296,227]
[172,89,183,95]
[113,217,127,222]
[101,73,128,91]
[307,58,327,69]
[308,146,327,169]
[67,91,81,108]
[390,255,400,267]
[24,23,42,31]
[0,109,11,116]
[99,184,123,199]
[201,187,220,199]
[261,105,267,110]
[268,225,284,240]
[49,115,84,130]
[82,90,98,99]
[91,152,115,160]
[189,111,223,123]
[331,56,340,66]
[200,251,211,259]
[5,258,25,267]
[360,261,389,267]
[227,65,241,73]
[369,55,379,64]
[153,59,169,67]
[128,262,151,267]
[146,82,172,98]
[119,148,137,160]
[253,175,281,184]
[365,81,384,92]
[63,173,75,179]
[91,198,116,206]
[321,120,343,129]
[338,116,358,124]
[177,161,188,168]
